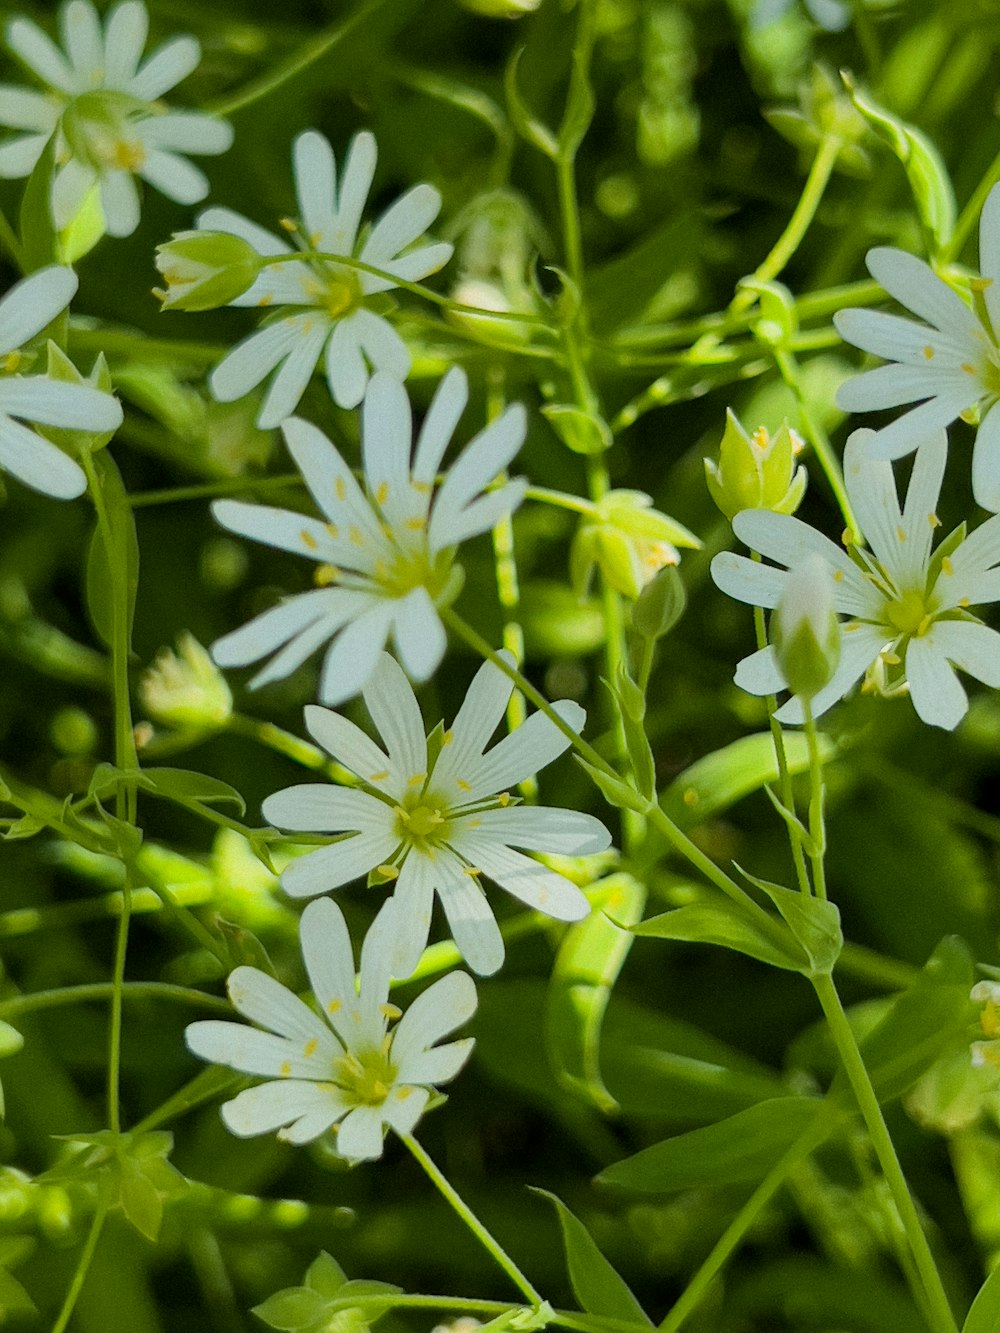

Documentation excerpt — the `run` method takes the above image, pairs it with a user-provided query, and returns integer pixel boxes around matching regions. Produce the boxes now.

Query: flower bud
[632,565,687,641]
[570,490,700,600]
[139,632,233,732]
[38,342,119,456]
[154,231,261,312]
[705,409,807,521]
[772,555,841,701]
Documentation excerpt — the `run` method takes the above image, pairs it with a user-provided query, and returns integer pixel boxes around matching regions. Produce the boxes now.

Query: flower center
[62,90,148,173]
[304,265,363,319]
[333,1046,396,1107]
[395,795,449,848]
[885,588,932,636]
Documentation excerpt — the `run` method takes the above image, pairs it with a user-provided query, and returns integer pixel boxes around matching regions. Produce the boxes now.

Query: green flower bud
[765,65,872,178]
[447,190,544,346]
[39,342,119,455]
[154,230,262,312]
[705,409,808,520]
[772,556,841,701]
[571,490,701,600]
[632,565,687,641]
[139,632,233,732]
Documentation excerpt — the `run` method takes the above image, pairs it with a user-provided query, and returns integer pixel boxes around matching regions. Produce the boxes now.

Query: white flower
[198,128,453,425]
[0,0,232,238]
[0,265,122,497]
[711,429,1000,730]
[185,896,476,1157]
[210,367,527,706]
[261,652,612,977]
[834,183,1000,511]
[751,0,850,31]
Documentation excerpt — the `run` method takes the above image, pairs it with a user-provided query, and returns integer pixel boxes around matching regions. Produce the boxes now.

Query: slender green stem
[658,1113,833,1333]
[811,973,958,1333]
[206,0,393,117]
[524,486,596,515]
[802,700,828,901]
[948,149,1000,262]
[0,982,232,1021]
[129,473,302,509]
[0,207,24,270]
[50,1197,110,1333]
[730,134,843,315]
[401,1134,545,1307]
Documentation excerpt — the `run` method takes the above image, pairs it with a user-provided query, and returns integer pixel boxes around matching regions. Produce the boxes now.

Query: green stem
[129,473,302,509]
[811,973,958,1333]
[730,133,843,315]
[0,982,231,1021]
[948,150,1000,262]
[50,1197,110,1333]
[802,699,828,901]
[524,486,597,515]
[401,1134,545,1307]
[0,207,24,270]
[658,1113,833,1333]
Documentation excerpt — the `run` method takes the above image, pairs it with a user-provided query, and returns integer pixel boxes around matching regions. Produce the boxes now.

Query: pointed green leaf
[577,759,647,814]
[546,874,646,1112]
[963,1263,1000,1333]
[141,767,247,815]
[533,1190,651,1325]
[739,868,843,976]
[118,1158,163,1241]
[633,901,806,973]
[558,46,595,156]
[85,452,139,653]
[505,48,559,158]
[596,1096,827,1193]
[19,131,59,272]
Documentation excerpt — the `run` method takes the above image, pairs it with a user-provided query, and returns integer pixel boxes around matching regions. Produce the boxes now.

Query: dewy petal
[262,784,390,835]
[221,1080,343,1140]
[129,34,200,101]
[6,17,75,92]
[361,183,443,267]
[318,600,396,706]
[392,586,446,683]
[459,836,590,923]
[294,129,337,247]
[362,653,428,781]
[331,130,377,254]
[458,806,611,856]
[973,400,1000,513]
[226,965,329,1042]
[0,414,87,498]
[280,829,398,898]
[428,403,526,554]
[413,366,468,486]
[102,0,148,87]
[303,704,396,792]
[335,1104,385,1160]
[0,265,76,354]
[904,634,968,730]
[391,971,477,1072]
[866,246,981,337]
[299,896,362,1046]
[433,847,506,976]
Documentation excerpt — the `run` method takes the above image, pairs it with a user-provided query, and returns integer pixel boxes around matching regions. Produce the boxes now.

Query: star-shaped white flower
[834,183,1000,511]
[210,367,527,706]
[1,265,122,497]
[0,0,232,238]
[198,128,453,426]
[185,896,476,1158]
[262,652,612,977]
[711,429,1000,730]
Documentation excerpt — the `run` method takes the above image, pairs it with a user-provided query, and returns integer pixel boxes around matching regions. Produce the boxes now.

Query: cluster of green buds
[771,555,841,702]
[138,632,233,735]
[765,64,872,177]
[570,489,701,601]
[705,409,807,521]
[153,231,262,312]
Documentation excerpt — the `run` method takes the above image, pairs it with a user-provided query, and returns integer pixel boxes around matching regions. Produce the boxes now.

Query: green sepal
[532,1189,651,1324]
[19,131,59,272]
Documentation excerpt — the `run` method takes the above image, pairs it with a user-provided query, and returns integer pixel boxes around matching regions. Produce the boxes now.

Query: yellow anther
[335,476,346,501]
[970,276,994,291]
[751,426,769,450]
[442,729,454,746]
[456,778,471,792]
[314,563,339,586]
[882,650,901,666]
[280,1061,292,1076]
[464,866,483,877]
[380,1002,402,1020]
[376,482,389,505]
[257,294,274,307]
[327,998,341,1014]
[923,345,935,359]
[405,516,427,531]
[309,230,322,248]
[841,527,854,549]
[375,864,399,880]
[929,512,941,528]
[896,526,906,543]
[961,363,977,375]
[396,1086,413,1101]
[348,525,364,546]
[407,772,427,787]
[279,217,298,232]
[304,1039,318,1057]
[325,522,340,538]
[941,556,954,576]
[833,569,844,583]
[412,481,432,495]
[301,529,318,550]
[498,792,511,807]
[959,596,971,607]
[1,350,21,374]
[370,770,390,782]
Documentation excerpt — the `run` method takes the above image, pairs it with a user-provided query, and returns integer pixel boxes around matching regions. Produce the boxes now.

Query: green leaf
[118,1157,163,1241]
[659,731,835,831]
[19,131,59,272]
[85,451,139,654]
[533,1190,651,1324]
[596,1096,827,1193]
[505,48,558,159]
[739,868,843,976]
[0,1263,35,1316]
[577,759,647,815]
[603,670,655,801]
[844,75,955,253]
[546,874,646,1111]
[253,1287,328,1331]
[558,46,595,156]
[633,901,807,973]
[141,767,247,815]
[960,1263,1000,1333]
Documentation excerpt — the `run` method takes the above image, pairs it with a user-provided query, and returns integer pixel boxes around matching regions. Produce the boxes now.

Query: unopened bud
[139,632,233,731]
[705,409,807,521]
[570,489,700,599]
[633,565,686,641]
[772,556,841,701]
[154,231,261,312]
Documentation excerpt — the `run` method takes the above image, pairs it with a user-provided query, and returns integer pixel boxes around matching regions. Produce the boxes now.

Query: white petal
[0,132,49,178]
[100,168,142,238]
[324,313,369,408]
[982,185,1000,328]
[361,652,428,780]
[924,619,1000,689]
[430,653,515,794]
[380,1085,430,1136]
[944,512,1000,601]
[294,129,337,246]
[0,378,119,431]
[841,429,906,574]
[304,704,396,790]
[774,622,885,724]
[392,970,477,1070]
[904,635,968,730]
[430,479,527,553]
[335,1104,385,1160]
[130,34,200,101]
[865,390,981,462]
[836,362,972,413]
[834,307,975,367]
[248,596,373,689]
[263,784,391,835]
[198,204,289,258]
[222,1081,345,1140]
[374,241,453,289]
[6,17,75,92]
[898,430,948,581]
[0,414,87,498]
[457,806,611,856]
[299,896,361,1046]
[733,643,786,696]
[394,1042,473,1088]
[281,415,385,548]
[973,401,1000,513]
[209,317,313,405]
[257,318,330,429]
[209,499,337,563]
[358,897,397,1029]
[60,0,102,80]
[226,965,329,1042]
[102,1,147,87]
[392,586,446,682]
[361,371,413,521]
[428,404,526,553]
[280,831,398,898]
[456,836,590,923]
[462,699,585,801]
[361,183,442,266]
[0,265,77,353]
[52,158,97,231]
[434,849,506,976]
[866,246,981,336]
[184,1020,335,1078]
[731,511,872,614]
[138,146,209,204]
[413,366,468,485]
[348,307,411,378]
[711,551,788,611]
[0,86,60,131]
[332,130,377,253]
[389,851,436,978]
[210,588,361,668]
[279,1100,350,1145]
[142,111,232,156]
[318,601,396,706]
